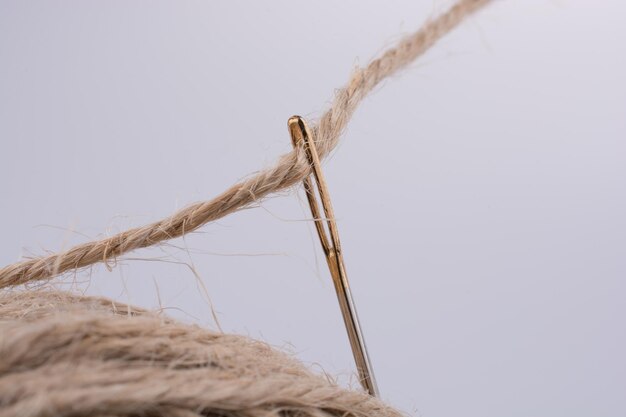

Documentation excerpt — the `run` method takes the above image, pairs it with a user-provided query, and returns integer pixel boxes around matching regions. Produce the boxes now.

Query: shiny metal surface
[288,115,379,397]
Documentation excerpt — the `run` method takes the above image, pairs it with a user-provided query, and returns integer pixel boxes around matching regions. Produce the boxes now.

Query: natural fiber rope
[0,290,402,417]
[0,0,491,289]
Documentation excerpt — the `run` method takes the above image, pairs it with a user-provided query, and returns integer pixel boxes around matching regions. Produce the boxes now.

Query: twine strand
[0,0,491,289]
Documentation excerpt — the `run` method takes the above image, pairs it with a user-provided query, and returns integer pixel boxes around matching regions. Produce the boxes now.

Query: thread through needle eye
[288,115,379,397]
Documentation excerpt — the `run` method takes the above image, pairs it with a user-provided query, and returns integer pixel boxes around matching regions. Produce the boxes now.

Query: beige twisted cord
[0,290,403,417]
[0,0,491,289]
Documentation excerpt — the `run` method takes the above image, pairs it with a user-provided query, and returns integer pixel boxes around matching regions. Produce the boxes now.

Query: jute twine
[0,1,492,416]
[0,290,399,417]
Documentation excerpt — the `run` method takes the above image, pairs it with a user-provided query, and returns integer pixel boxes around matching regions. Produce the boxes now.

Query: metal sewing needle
[288,115,379,397]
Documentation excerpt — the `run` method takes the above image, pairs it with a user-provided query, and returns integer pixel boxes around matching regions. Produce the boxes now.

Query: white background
[1,1,625,415]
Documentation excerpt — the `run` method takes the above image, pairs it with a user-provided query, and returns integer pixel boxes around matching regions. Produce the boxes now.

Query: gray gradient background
[1,1,625,415]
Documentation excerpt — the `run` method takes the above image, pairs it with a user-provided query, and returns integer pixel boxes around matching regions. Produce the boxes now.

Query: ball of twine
[0,290,400,417]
